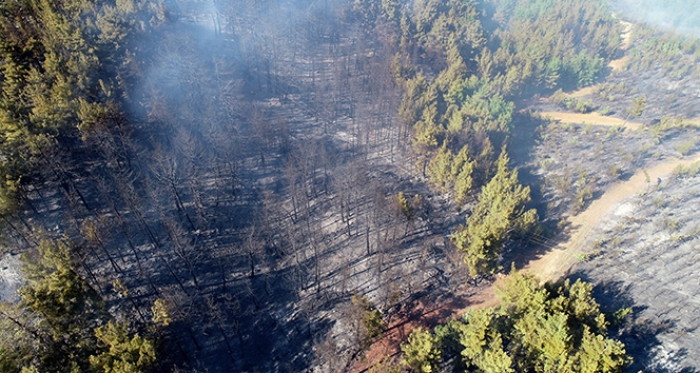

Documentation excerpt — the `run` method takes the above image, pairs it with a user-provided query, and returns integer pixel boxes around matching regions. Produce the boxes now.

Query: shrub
[608,164,622,178]
[576,253,591,262]
[681,161,700,177]
[574,99,593,113]
[676,137,698,156]
[351,293,387,349]
[610,307,632,326]
[572,185,593,214]
[551,89,567,105]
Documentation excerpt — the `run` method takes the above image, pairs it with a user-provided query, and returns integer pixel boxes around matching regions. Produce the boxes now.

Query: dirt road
[526,152,700,282]
[539,111,644,130]
[567,86,596,98]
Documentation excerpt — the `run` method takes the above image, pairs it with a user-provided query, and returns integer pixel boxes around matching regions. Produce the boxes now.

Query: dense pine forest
[1,0,700,372]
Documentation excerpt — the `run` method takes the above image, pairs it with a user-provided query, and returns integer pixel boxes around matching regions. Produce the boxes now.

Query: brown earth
[538,111,644,130]
[608,56,629,72]
[685,116,700,127]
[349,283,499,372]
[566,86,597,98]
[609,17,633,72]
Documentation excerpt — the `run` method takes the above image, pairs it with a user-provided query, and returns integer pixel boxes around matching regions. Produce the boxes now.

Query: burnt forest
[2,0,700,372]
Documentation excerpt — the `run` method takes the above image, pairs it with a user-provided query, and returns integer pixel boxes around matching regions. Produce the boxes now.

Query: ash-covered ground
[569,171,700,372]
[0,253,23,304]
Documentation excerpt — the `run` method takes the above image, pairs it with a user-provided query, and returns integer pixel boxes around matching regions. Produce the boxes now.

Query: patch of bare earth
[685,116,700,127]
[538,111,644,130]
[608,56,629,72]
[566,86,597,98]
[609,17,633,72]
[349,284,499,372]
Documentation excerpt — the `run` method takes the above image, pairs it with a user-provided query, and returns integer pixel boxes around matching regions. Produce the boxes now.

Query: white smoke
[611,0,700,37]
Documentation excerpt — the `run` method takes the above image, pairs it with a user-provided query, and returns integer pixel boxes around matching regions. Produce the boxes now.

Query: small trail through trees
[609,17,633,72]
[546,15,633,107]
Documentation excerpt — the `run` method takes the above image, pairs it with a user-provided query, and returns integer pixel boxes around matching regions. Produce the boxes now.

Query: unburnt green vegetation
[392,271,628,373]
[0,0,699,372]
[0,237,158,373]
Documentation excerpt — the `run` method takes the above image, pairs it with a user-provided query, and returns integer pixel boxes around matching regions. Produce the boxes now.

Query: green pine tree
[453,149,538,275]
[401,327,441,372]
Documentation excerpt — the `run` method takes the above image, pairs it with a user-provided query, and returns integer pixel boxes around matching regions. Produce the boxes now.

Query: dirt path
[618,19,634,50]
[567,86,596,98]
[686,116,700,127]
[356,152,700,371]
[539,111,644,130]
[526,152,700,283]
[565,16,634,97]
[609,17,633,72]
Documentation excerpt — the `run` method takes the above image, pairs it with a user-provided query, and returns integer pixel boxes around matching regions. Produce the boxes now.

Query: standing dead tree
[150,144,196,231]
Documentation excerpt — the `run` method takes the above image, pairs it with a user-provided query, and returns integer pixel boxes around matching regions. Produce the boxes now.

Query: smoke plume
[611,0,700,37]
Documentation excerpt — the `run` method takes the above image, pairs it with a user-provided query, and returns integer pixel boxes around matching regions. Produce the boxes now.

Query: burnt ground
[0,1,474,372]
[510,66,700,371]
[2,2,700,372]
[0,253,23,304]
[569,172,700,372]
[523,106,700,227]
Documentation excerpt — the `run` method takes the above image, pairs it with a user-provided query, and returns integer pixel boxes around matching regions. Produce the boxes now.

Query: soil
[349,282,499,372]
[567,86,596,98]
[608,56,630,72]
[609,17,633,72]
[538,111,644,130]
[526,152,700,283]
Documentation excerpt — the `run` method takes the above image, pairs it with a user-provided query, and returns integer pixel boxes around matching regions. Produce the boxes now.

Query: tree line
[395,269,629,373]
[352,0,622,276]
[0,0,640,371]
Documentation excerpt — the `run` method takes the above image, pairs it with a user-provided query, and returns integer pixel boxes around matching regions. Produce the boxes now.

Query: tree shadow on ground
[501,220,575,271]
[501,112,576,271]
[567,271,699,373]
